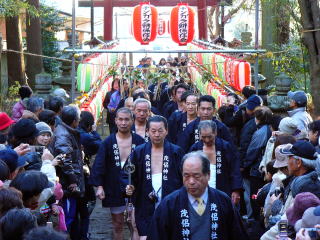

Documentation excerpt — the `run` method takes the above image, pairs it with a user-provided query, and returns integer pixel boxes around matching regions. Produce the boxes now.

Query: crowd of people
[0,55,320,240]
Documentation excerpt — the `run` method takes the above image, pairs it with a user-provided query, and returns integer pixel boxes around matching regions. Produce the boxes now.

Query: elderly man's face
[134,102,150,123]
[288,156,300,176]
[183,157,209,198]
[115,112,133,133]
[200,128,216,147]
[148,121,167,145]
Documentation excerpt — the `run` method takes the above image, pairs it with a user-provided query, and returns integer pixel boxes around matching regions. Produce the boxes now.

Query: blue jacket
[243,124,271,178]
[78,128,102,158]
[89,133,145,207]
[189,138,243,196]
[238,118,257,168]
[130,140,184,236]
[163,101,178,119]
[148,187,248,240]
[168,112,190,144]
[177,117,232,153]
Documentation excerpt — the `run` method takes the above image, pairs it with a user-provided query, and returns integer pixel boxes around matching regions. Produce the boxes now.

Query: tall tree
[26,0,43,88]
[1,0,38,86]
[298,0,320,116]
[5,16,26,85]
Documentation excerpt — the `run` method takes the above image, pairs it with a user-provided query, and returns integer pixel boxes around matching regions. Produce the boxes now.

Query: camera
[29,145,45,155]
[306,228,320,240]
[278,220,288,240]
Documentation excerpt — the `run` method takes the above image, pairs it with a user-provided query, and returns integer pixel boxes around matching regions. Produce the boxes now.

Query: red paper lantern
[170,3,195,46]
[158,18,166,36]
[132,2,158,45]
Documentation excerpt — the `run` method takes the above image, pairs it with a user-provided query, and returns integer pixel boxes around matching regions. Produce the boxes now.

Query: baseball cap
[0,149,19,173]
[0,113,14,131]
[279,140,317,160]
[246,94,263,111]
[295,206,320,232]
[273,144,291,168]
[52,88,70,99]
[278,117,299,136]
[288,91,307,107]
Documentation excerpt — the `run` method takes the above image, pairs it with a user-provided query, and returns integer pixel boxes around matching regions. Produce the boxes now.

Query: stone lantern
[35,70,52,99]
[268,72,292,112]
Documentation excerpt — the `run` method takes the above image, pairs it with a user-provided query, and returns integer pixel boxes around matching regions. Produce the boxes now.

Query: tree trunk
[298,0,320,116]
[5,16,26,86]
[26,0,43,89]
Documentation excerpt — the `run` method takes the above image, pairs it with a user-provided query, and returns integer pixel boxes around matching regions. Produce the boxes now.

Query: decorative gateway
[132,2,158,45]
[170,3,195,46]
[158,18,166,36]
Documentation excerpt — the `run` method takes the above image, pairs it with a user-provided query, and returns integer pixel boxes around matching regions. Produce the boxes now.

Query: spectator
[36,122,53,147]
[238,85,256,109]
[38,110,56,131]
[0,148,26,181]
[21,97,44,122]
[287,90,313,132]
[108,79,129,133]
[157,58,166,67]
[10,170,53,210]
[79,111,101,160]
[262,146,289,227]
[225,94,263,146]
[261,141,320,240]
[308,120,320,152]
[103,78,119,132]
[10,119,43,171]
[12,85,33,122]
[0,112,14,144]
[47,96,64,126]
[78,111,101,240]
[51,105,85,240]
[294,205,320,233]
[24,226,68,240]
[0,208,37,240]
[52,88,70,102]
[243,106,273,220]
[0,159,10,181]
[0,187,23,217]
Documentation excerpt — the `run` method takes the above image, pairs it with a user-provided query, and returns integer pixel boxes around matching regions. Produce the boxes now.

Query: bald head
[182,151,210,198]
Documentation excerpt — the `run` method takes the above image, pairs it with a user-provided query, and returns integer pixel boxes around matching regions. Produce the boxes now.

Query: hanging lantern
[132,2,158,45]
[158,18,166,36]
[170,3,195,46]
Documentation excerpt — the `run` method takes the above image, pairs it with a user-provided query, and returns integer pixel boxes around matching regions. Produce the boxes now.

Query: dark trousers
[62,196,90,240]
[249,176,265,220]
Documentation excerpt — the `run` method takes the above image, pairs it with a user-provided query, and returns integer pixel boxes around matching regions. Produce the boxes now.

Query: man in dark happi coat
[126,116,184,239]
[148,151,248,240]
[177,95,232,152]
[168,92,198,144]
[132,98,151,142]
[189,120,243,204]
[90,108,144,240]
[162,83,188,119]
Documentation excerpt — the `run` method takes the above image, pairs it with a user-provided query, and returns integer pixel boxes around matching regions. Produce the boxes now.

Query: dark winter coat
[52,122,85,196]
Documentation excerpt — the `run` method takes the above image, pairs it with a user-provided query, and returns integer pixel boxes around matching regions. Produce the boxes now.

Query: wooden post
[104,0,113,41]
[198,0,208,40]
